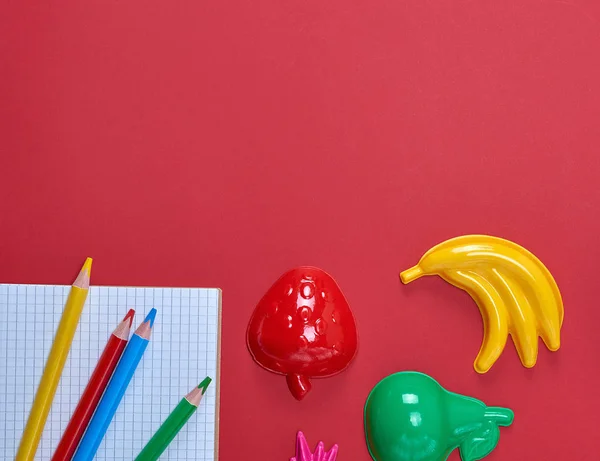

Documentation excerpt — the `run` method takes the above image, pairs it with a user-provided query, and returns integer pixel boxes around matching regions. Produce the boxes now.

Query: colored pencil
[51,309,135,461]
[134,377,212,461]
[16,258,93,461]
[72,308,157,461]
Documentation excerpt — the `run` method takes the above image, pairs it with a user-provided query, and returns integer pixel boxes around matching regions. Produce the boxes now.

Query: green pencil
[135,377,212,461]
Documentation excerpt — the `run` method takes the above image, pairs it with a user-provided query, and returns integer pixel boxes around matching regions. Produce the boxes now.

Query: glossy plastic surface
[364,371,514,461]
[247,267,358,400]
[400,235,564,373]
[290,431,338,461]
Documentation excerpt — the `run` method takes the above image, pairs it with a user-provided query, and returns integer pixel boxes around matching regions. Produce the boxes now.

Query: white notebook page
[0,284,221,460]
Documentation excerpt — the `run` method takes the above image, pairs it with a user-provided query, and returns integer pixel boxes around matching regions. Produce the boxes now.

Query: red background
[2,1,600,459]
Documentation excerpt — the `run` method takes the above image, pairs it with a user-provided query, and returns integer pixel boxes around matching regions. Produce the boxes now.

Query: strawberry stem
[286,373,312,400]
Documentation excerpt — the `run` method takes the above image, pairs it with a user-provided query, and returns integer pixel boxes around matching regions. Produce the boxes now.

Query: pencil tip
[74,257,93,288]
[113,309,135,338]
[198,377,212,395]
[81,257,93,275]
[144,308,157,327]
[123,309,135,326]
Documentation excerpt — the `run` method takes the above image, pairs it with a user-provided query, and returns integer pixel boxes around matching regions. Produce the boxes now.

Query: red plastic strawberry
[247,267,358,400]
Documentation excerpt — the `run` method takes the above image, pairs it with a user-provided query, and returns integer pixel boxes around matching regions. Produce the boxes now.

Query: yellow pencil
[16,258,93,461]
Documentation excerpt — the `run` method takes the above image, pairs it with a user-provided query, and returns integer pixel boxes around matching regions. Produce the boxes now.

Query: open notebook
[0,284,221,460]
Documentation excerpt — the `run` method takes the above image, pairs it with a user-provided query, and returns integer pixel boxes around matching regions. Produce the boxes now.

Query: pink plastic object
[290,431,338,461]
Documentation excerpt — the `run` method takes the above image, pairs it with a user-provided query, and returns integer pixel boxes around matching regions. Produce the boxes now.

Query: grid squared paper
[0,284,221,460]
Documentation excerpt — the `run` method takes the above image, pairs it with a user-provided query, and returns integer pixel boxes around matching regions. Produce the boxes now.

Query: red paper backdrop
[2,1,600,459]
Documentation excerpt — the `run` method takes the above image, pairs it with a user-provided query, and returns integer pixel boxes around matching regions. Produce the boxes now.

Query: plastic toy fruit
[290,431,338,461]
[364,371,514,461]
[400,235,563,373]
[247,267,358,400]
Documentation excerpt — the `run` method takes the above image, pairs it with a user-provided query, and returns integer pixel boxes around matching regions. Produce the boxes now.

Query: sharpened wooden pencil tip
[73,257,93,289]
[113,311,135,340]
[198,377,212,395]
[185,387,203,407]
[123,309,135,327]
[82,257,93,272]
[134,309,157,339]
[143,308,157,327]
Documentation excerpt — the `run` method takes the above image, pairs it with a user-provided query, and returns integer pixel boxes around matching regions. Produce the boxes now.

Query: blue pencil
[73,308,157,461]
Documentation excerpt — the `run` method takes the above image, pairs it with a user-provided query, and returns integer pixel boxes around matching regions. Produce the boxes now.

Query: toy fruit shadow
[247,267,358,400]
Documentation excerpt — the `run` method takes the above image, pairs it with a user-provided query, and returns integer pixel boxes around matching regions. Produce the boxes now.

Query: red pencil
[51,309,135,461]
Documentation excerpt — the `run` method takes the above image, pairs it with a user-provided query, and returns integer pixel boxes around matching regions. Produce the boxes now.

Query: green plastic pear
[364,372,514,461]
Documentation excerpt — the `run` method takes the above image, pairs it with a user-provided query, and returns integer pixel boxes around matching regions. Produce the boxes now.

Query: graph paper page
[0,284,220,460]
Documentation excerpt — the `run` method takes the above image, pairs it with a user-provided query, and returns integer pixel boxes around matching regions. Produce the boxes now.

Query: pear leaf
[459,421,500,461]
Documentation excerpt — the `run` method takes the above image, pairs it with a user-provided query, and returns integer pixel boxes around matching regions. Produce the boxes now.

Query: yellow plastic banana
[400,235,563,372]
[440,270,508,373]
[486,268,539,368]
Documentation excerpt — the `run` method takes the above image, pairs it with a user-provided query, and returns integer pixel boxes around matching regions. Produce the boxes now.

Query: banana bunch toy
[400,235,564,373]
